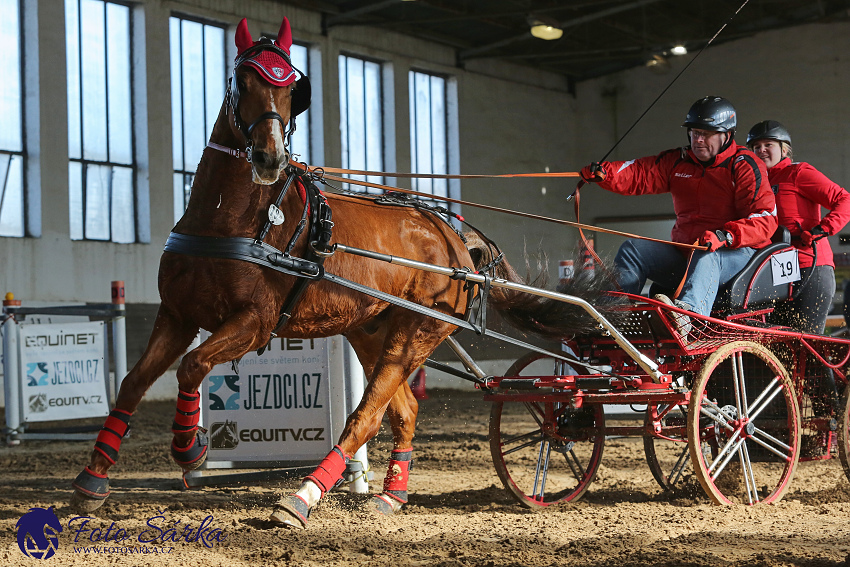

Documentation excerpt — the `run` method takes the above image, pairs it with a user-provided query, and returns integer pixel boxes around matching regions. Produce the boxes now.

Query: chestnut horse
[70,17,621,528]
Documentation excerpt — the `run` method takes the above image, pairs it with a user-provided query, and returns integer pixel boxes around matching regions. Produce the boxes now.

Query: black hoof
[171,430,208,470]
[70,467,110,512]
[269,494,310,529]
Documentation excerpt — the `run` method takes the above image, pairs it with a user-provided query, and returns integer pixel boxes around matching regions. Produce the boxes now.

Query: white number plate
[770,249,801,285]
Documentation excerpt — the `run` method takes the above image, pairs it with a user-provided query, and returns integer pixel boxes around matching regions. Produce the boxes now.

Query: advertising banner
[19,322,109,422]
[200,336,333,464]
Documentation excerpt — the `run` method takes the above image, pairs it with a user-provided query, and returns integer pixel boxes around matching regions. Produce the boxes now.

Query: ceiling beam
[326,0,406,27]
[458,0,668,61]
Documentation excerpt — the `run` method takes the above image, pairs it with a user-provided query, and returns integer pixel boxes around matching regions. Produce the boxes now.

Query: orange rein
[290,160,708,253]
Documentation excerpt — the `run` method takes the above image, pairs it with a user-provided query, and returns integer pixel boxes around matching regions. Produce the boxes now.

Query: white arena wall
[3,0,850,391]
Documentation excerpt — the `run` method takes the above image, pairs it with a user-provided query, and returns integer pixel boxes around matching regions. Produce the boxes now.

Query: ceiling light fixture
[528,14,563,41]
[670,44,688,56]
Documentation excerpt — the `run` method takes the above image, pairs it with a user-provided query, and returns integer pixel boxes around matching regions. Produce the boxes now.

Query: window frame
[0,0,27,238]
[66,0,138,243]
[339,52,388,193]
[169,12,227,223]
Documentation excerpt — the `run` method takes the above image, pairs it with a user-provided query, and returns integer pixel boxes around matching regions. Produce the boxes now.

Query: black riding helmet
[746,120,792,145]
[683,96,737,153]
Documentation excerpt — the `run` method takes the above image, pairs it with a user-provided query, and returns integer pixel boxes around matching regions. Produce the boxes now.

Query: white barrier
[1,283,127,444]
[185,334,370,493]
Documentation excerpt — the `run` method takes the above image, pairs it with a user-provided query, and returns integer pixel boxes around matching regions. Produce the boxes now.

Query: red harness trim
[304,445,350,495]
[172,390,201,432]
[383,448,413,493]
[94,409,132,464]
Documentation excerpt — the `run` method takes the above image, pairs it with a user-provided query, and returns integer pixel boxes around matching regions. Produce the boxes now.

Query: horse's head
[229,17,311,185]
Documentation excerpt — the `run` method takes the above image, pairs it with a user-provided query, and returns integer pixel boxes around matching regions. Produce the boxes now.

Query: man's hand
[580,162,607,183]
[801,225,827,247]
[700,229,732,252]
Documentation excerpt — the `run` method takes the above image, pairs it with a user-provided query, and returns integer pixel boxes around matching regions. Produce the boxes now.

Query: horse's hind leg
[369,380,418,515]
[71,308,198,512]
[169,310,266,471]
[336,327,419,515]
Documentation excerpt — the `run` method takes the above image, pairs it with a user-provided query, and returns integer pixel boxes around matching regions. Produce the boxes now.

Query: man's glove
[700,229,733,252]
[580,162,607,183]
[801,225,827,247]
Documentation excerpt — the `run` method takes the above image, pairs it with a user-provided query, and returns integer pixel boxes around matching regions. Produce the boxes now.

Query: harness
[164,166,334,351]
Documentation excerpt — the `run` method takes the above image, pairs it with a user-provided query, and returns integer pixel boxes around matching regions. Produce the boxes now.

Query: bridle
[226,38,309,163]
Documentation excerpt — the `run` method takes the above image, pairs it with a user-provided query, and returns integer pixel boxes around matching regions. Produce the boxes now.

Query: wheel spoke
[501,430,545,456]
[700,401,736,432]
[739,442,757,504]
[750,427,794,459]
[709,434,744,477]
[747,381,784,421]
[669,445,690,484]
[532,441,553,500]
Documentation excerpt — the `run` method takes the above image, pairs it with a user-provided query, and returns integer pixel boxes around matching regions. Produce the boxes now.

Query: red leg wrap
[172,390,200,434]
[94,409,132,465]
[383,448,413,503]
[304,445,350,495]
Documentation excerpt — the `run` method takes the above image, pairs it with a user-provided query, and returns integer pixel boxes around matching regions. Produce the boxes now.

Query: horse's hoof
[70,490,108,513]
[70,466,110,512]
[269,495,310,529]
[171,430,208,470]
[367,492,406,516]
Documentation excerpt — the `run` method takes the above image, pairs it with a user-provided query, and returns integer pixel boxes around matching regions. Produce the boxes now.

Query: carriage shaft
[333,243,662,382]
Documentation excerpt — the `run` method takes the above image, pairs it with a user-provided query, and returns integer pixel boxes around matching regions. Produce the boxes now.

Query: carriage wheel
[489,352,604,508]
[644,403,693,493]
[687,341,800,505]
[837,384,850,484]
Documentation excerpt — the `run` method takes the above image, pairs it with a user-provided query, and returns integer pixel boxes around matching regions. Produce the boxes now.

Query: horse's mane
[464,231,628,338]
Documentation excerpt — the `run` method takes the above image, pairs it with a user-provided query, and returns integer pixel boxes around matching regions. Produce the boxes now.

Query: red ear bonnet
[276,17,292,53]
[235,18,253,55]
[233,17,297,87]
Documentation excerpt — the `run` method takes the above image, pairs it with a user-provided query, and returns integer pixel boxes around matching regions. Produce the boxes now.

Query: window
[409,71,448,201]
[0,0,25,237]
[289,43,311,166]
[170,15,225,224]
[339,54,384,193]
[66,0,136,243]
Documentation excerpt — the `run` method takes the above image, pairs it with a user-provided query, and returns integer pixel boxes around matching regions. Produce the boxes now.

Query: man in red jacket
[580,96,777,327]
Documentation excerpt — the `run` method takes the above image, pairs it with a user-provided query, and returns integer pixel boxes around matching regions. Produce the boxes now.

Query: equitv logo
[16,507,62,559]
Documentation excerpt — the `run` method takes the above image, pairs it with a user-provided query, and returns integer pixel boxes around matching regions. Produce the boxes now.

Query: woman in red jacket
[747,120,850,333]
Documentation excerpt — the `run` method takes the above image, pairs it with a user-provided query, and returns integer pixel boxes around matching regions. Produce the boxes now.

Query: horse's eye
[237,79,247,91]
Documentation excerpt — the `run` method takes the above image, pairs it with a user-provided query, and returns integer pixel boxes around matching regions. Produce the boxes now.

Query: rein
[295,163,707,252]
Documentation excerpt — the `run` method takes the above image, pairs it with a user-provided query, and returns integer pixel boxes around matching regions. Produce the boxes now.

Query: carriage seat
[712,226,793,313]
[647,226,793,314]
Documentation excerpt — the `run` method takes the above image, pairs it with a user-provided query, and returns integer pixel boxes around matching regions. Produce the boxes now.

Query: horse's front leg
[70,308,198,512]
[170,310,267,471]
[271,315,445,529]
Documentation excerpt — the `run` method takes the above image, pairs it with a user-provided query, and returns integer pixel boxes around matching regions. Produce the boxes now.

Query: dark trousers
[770,265,836,334]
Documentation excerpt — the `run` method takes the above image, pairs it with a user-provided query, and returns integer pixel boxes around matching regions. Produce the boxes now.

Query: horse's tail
[464,231,628,339]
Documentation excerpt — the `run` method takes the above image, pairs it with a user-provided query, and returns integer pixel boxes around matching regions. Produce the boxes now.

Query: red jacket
[597,142,777,249]
[769,157,850,268]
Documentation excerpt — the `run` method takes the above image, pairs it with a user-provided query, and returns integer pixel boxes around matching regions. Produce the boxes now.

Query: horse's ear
[275,17,292,52]
[235,18,253,54]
